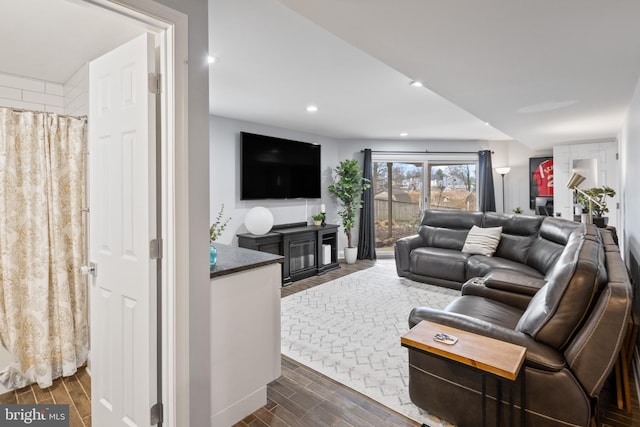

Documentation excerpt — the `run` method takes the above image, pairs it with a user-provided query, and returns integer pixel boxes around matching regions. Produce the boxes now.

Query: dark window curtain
[358,149,376,260]
[478,150,496,212]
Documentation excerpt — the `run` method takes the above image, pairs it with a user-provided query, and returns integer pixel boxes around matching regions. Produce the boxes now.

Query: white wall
[488,140,552,215]
[64,64,89,116]
[618,61,640,363]
[619,72,640,286]
[0,71,64,113]
[210,115,518,253]
[151,2,210,426]
[0,65,88,117]
[209,115,339,244]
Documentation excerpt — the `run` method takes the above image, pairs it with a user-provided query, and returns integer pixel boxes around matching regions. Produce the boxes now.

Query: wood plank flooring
[0,367,91,427]
[0,258,637,427]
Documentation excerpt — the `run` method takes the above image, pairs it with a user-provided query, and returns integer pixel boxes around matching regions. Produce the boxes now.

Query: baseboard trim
[211,386,267,427]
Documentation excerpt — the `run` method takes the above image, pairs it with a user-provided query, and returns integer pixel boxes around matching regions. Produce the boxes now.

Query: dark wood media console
[237,222,340,285]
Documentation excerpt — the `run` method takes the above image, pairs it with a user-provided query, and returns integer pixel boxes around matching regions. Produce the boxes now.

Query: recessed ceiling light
[409,80,423,88]
[484,122,490,126]
[400,132,409,137]
[207,55,218,64]
[306,105,318,113]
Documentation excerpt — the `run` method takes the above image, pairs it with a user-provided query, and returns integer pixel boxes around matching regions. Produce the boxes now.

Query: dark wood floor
[239,257,640,427]
[0,367,91,427]
[0,259,636,427]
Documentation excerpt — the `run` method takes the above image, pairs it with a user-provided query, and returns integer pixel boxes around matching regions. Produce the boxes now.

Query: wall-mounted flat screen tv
[241,132,321,200]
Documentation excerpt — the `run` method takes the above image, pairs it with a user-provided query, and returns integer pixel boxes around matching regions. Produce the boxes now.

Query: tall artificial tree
[329,159,371,248]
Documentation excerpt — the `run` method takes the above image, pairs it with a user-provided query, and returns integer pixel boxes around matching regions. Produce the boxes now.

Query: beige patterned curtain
[0,107,88,389]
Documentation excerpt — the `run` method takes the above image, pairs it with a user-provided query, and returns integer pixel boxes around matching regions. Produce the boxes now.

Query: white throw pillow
[462,225,503,257]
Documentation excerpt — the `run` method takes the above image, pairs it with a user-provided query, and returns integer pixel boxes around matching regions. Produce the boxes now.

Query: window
[372,154,478,254]
[428,163,477,211]
[373,161,424,252]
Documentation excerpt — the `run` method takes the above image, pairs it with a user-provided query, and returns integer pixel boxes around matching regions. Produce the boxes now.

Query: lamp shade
[245,206,274,235]
[495,167,511,175]
[566,172,586,189]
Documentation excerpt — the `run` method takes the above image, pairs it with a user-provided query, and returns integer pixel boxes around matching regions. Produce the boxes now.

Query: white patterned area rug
[281,262,459,426]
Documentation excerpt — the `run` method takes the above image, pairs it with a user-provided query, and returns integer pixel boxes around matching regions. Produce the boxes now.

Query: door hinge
[150,238,163,260]
[148,72,161,95]
[150,402,163,425]
[616,152,619,160]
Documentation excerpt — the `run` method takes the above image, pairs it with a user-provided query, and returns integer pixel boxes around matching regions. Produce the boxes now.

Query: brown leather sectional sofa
[395,209,632,426]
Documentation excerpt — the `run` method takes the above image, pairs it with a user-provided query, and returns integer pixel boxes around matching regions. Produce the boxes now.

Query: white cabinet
[553,141,619,227]
[210,245,282,426]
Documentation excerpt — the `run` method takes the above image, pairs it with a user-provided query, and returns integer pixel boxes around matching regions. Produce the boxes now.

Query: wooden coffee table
[401,320,527,427]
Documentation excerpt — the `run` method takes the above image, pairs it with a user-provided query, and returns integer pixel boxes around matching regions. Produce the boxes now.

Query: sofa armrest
[395,234,426,276]
[483,270,546,296]
[408,307,565,372]
[461,281,532,311]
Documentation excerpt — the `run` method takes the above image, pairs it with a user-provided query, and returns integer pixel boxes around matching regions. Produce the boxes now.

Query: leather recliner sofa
[395,209,581,289]
[397,210,631,426]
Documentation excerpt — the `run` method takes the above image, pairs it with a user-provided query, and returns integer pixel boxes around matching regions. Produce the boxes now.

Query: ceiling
[210,0,640,149]
[0,0,144,84]
[2,1,640,151]
[208,0,510,143]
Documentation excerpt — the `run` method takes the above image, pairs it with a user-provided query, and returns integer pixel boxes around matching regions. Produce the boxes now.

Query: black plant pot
[592,216,609,228]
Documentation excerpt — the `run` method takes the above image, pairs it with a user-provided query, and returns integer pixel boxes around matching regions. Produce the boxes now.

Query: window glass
[373,162,424,253]
[371,156,478,254]
[428,163,477,211]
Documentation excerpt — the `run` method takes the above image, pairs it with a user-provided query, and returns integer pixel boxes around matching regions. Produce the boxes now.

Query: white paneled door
[89,33,158,427]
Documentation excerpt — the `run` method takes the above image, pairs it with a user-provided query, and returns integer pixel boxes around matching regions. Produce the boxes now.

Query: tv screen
[241,132,321,200]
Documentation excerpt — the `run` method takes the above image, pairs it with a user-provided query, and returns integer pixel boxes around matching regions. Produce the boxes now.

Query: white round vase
[245,206,274,235]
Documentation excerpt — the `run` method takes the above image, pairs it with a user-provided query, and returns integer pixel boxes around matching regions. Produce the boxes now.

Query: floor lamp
[495,167,511,213]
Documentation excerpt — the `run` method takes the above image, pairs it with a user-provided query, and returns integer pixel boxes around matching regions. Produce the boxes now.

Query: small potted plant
[328,159,371,264]
[312,213,324,226]
[209,204,231,266]
[512,207,522,214]
[575,185,616,227]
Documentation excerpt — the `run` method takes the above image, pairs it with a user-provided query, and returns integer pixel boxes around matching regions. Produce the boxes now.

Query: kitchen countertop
[209,242,283,279]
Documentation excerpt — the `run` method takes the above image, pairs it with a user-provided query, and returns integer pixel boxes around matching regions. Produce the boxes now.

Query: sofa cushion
[445,295,523,329]
[462,225,502,256]
[494,234,536,264]
[484,212,543,235]
[419,226,470,251]
[420,209,484,229]
[410,247,469,283]
[539,217,582,245]
[466,255,544,280]
[516,230,607,349]
[485,213,543,263]
[525,238,565,275]
[525,219,582,274]
[417,209,484,251]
